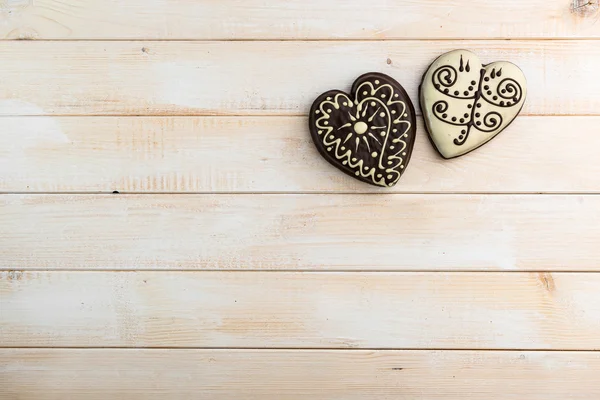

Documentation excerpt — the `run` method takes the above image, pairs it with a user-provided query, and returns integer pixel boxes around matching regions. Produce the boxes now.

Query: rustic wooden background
[1,0,600,398]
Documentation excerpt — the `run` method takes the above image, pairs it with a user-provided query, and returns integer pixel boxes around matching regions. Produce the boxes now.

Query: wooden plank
[2,271,600,349]
[0,193,597,270]
[1,116,598,193]
[2,349,599,400]
[0,41,597,116]
[1,194,599,271]
[1,0,599,40]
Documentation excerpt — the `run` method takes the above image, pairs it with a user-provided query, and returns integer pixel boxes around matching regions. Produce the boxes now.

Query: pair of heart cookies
[309,50,527,188]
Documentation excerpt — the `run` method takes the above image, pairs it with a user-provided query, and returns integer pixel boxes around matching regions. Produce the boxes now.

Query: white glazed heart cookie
[420,50,527,159]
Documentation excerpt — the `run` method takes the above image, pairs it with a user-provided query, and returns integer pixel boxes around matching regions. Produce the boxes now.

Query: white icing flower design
[310,74,415,187]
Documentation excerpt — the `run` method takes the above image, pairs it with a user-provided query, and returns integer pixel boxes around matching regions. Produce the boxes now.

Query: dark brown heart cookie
[309,73,416,187]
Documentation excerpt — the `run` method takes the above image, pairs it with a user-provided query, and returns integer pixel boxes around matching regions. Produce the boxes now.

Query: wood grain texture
[1,0,596,397]
[1,0,599,40]
[2,271,600,349]
[2,349,600,400]
[0,41,598,116]
[1,194,598,271]
[0,116,598,193]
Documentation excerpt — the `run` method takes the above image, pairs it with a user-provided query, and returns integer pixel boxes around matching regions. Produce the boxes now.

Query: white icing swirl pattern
[310,74,415,188]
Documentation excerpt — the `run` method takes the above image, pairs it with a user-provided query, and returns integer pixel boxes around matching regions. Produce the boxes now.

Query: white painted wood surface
[2,271,600,349]
[0,0,598,40]
[0,41,597,116]
[1,1,599,398]
[2,194,599,271]
[1,116,599,193]
[2,349,599,400]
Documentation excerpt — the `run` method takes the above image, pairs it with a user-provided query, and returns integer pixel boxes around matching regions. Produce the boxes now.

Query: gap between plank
[3,192,600,195]
[2,270,599,274]
[1,113,599,118]
[0,114,591,118]
[1,346,599,352]
[6,38,600,42]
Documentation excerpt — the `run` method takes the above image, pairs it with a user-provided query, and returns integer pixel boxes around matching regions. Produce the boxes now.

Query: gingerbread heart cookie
[309,73,416,187]
[420,50,527,159]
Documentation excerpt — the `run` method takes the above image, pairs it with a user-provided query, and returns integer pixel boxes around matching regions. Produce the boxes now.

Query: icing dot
[459,135,464,140]
[476,103,482,108]
[324,121,328,125]
[400,165,404,169]
[392,129,398,133]
[318,130,323,134]
[394,94,399,98]
[463,91,469,96]
[343,102,348,106]
[500,101,505,106]
[487,91,492,95]
[403,114,408,117]
[315,110,320,114]
[388,161,393,165]
[467,104,472,109]
[484,85,489,90]
[371,152,378,157]
[352,158,357,162]
[471,81,476,85]
[513,97,518,102]
[402,152,406,156]
[452,117,457,122]
[484,77,490,82]
[390,146,395,150]
[327,109,332,113]
[329,135,335,140]
[387,175,393,179]
[461,130,466,134]
[442,113,448,118]
[475,113,480,117]
[371,101,376,106]
[506,102,512,106]
[381,94,386,98]
[463,113,469,118]
[327,97,332,100]
[468,86,473,91]
[363,91,368,95]
[391,110,396,114]
[454,91,459,95]
[379,112,386,118]
[365,166,370,170]
[355,171,360,176]
[343,161,348,165]
[403,134,408,138]
[476,121,482,126]
[341,146,346,150]
[459,118,464,123]
[493,96,498,100]
[501,89,506,94]
[327,147,332,151]
[377,174,383,178]
[353,121,368,134]
[380,131,386,136]
[375,80,380,84]
[444,89,449,94]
